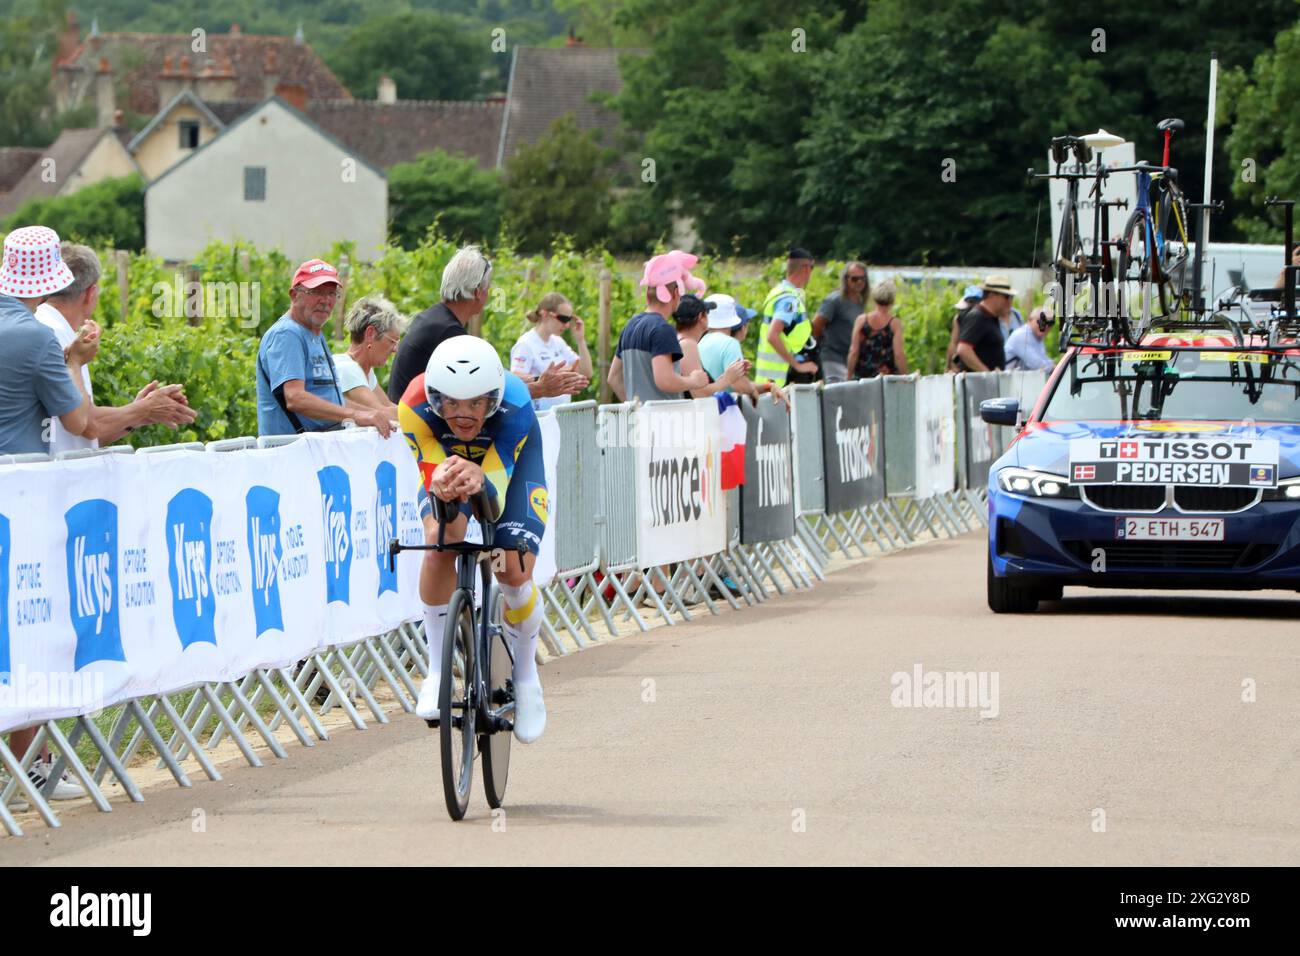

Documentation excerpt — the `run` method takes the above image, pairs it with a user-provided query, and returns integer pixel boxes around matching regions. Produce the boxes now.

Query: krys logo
[317,466,352,605]
[0,513,10,681]
[374,461,398,596]
[166,489,215,649]
[64,499,124,670]
[245,486,284,636]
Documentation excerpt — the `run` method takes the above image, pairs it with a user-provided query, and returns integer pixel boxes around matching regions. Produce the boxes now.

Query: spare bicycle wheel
[1118,207,1159,345]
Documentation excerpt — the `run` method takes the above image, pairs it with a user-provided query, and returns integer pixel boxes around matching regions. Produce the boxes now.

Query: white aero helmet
[424,335,506,418]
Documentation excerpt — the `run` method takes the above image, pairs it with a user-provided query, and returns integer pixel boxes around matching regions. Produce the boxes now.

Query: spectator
[334,294,406,412]
[946,284,983,370]
[387,245,487,402]
[1004,306,1057,371]
[36,243,196,453]
[814,261,869,383]
[510,292,592,411]
[847,281,909,378]
[673,294,748,397]
[1001,303,1026,341]
[255,258,393,437]
[756,247,819,386]
[1273,247,1300,290]
[700,294,784,403]
[0,225,97,803]
[608,251,709,402]
[953,275,1016,372]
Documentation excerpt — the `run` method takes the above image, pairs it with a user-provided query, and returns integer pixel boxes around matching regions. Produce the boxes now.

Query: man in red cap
[256,259,394,436]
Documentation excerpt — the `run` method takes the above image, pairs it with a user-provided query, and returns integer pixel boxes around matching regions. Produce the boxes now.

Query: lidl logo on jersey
[166,488,216,649]
[64,499,124,670]
[374,461,398,596]
[0,513,10,682]
[527,483,548,524]
[245,486,284,636]
[317,466,352,605]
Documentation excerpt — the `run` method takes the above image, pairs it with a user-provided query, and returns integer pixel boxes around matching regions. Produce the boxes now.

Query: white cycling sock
[498,582,540,686]
[422,604,448,672]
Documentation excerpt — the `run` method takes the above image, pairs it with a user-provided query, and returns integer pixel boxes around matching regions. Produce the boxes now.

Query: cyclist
[397,336,547,743]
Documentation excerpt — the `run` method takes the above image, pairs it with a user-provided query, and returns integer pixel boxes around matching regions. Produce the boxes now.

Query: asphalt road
[6,533,1300,865]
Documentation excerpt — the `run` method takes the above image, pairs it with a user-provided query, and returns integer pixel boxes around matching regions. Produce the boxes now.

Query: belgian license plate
[1115,517,1225,541]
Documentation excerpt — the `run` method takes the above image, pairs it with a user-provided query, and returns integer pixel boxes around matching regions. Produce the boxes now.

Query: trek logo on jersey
[245,486,284,636]
[374,462,398,596]
[64,499,124,670]
[527,483,548,524]
[0,513,10,682]
[165,489,216,649]
[317,466,352,606]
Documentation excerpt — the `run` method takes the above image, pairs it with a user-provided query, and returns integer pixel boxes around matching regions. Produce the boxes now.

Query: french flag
[716,392,746,490]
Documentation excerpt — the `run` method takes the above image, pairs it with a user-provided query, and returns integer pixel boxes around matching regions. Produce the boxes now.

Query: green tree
[1222,18,1300,242]
[328,11,490,101]
[388,150,504,249]
[503,114,614,252]
[2,174,146,250]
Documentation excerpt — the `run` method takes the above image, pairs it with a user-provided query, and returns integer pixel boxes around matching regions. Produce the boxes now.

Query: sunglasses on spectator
[555,312,574,323]
[848,275,867,282]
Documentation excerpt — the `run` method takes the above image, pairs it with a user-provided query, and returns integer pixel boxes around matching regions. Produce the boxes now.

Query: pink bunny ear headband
[640,249,706,302]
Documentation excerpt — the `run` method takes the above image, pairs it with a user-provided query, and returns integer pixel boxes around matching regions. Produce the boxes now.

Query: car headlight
[996,467,1078,498]
[1262,476,1300,501]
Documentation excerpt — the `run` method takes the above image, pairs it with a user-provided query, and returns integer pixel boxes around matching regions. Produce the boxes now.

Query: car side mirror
[980,397,1020,426]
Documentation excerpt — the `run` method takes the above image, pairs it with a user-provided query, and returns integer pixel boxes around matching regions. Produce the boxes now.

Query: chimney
[178,55,194,95]
[565,27,584,47]
[263,46,279,98]
[276,84,308,111]
[195,57,236,103]
[156,54,180,107]
[95,57,115,128]
[54,11,80,70]
[230,23,242,37]
[377,75,396,104]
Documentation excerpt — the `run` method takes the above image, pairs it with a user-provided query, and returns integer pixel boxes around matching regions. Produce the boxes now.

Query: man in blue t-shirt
[256,259,394,437]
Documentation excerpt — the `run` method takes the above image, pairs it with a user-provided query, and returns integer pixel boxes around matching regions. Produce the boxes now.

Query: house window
[244,166,266,201]
[178,120,200,149]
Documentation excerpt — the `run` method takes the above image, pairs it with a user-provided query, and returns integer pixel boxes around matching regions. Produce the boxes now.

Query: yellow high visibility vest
[755,280,812,384]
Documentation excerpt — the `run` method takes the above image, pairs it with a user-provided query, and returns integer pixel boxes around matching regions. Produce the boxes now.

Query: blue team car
[982,336,1300,612]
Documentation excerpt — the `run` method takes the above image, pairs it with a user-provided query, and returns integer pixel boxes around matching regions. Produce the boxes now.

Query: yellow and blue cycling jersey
[398,370,547,553]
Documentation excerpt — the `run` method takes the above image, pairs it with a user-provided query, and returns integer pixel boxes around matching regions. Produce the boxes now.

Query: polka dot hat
[0,226,75,298]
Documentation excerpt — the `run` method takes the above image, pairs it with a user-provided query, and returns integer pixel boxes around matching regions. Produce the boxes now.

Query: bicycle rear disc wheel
[440,588,476,821]
[1118,208,1158,345]
[480,586,514,809]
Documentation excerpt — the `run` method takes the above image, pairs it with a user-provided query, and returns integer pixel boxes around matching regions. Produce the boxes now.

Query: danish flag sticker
[1073,464,1095,481]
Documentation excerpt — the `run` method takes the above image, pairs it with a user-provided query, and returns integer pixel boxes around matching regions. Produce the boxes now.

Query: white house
[145,96,387,262]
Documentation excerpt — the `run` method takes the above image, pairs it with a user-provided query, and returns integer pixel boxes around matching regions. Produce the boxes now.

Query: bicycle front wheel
[440,587,476,821]
[1155,179,1191,317]
[1118,207,1158,345]
[480,585,513,809]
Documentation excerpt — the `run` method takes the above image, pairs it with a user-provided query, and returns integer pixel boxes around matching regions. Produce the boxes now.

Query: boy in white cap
[0,225,96,454]
[0,224,97,804]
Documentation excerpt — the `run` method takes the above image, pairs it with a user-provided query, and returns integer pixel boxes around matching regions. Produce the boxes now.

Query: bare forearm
[91,402,147,445]
[285,389,354,423]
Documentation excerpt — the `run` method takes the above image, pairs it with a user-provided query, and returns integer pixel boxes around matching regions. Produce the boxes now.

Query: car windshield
[1040,348,1300,423]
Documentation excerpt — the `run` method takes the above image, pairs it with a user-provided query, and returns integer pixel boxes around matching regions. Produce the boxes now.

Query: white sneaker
[39,764,85,801]
[512,681,546,744]
[415,672,441,721]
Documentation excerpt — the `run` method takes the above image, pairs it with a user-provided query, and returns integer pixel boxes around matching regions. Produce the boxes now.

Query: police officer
[755,247,820,386]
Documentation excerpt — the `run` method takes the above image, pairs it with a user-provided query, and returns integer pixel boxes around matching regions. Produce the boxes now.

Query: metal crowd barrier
[2,370,1024,837]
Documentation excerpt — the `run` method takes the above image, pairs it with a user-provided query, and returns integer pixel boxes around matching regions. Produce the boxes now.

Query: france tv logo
[64,499,124,670]
[317,466,352,605]
[245,486,284,636]
[166,489,216,649]
[374,461,398,597]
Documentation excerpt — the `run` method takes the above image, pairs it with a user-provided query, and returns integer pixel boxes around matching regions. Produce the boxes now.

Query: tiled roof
[0,148,41,193]
[183,98,505,171]
[306,99,506,171]
[498,47,644,169]
[57,32,351,116]
[0,129,111,219]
